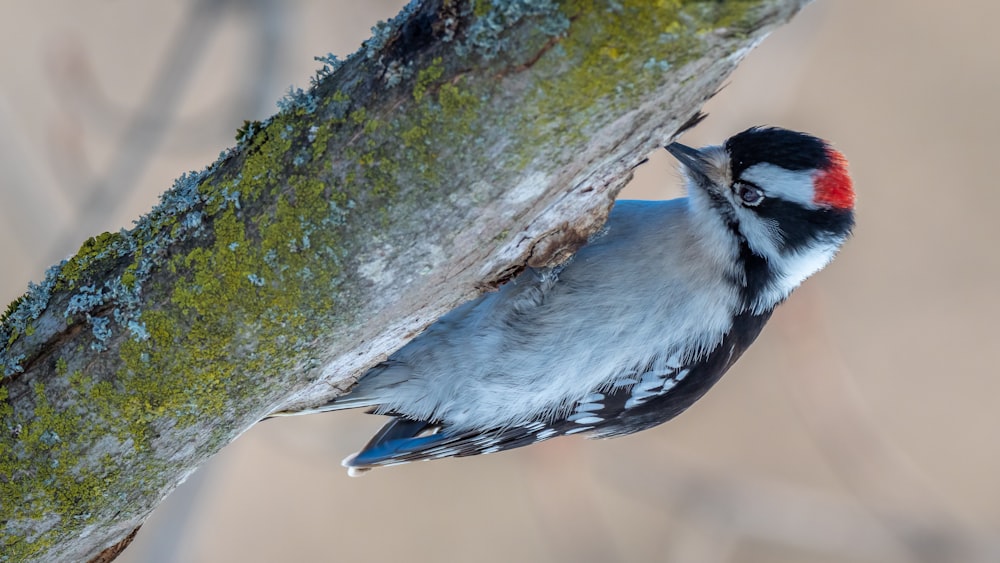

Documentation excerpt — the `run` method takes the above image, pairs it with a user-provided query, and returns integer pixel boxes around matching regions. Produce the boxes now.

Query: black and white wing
[342,310,772,474]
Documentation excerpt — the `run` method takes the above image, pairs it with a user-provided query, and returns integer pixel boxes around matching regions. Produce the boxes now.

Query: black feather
[726,127,831,179]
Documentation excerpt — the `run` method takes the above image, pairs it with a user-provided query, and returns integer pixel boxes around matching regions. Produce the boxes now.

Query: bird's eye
[734,182,764,206]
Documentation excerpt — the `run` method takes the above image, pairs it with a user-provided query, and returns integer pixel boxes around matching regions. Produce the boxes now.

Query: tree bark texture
[0,0,810,560]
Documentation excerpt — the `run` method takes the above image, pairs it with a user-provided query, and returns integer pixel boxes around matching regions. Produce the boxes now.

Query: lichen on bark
[0,1,809,560]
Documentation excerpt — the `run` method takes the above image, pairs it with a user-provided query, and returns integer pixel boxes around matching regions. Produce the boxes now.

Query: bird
[271,125,855,476]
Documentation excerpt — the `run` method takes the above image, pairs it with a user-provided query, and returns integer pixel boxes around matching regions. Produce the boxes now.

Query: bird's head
[667,127,855,311]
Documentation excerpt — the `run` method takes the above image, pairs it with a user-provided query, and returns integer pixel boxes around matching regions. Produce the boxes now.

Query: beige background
[2,1,998,562]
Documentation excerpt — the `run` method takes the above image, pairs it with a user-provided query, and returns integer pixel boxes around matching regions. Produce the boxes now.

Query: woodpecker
[274,126,855,476]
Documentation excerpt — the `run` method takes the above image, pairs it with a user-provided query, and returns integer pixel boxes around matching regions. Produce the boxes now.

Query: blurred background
[2,1,999,562]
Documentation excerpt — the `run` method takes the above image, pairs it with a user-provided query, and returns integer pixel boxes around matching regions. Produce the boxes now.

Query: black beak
[665,142,713,183]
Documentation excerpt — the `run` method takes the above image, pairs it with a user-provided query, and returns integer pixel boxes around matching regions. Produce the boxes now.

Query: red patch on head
[813,148,855,209]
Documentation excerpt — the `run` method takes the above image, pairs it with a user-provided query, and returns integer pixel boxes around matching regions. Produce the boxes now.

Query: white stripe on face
[739,162,819,209]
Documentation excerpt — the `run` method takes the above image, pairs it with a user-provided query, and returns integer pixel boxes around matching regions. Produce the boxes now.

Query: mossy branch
[0,0,810,560]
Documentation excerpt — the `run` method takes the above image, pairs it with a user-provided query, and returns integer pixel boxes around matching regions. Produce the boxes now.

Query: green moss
[235,119,263,142]
[437,81,479,138]
[56,231,128,291]
[309,122,335,164]
[0,296,24,327]
[691,0,762,33]
[336,60,485,206]
[236,118,294,200]
[516,0,763,151]
[120,261,139,290]
[0,380,123,560]
[111,113,350,436]
[473,0,493,18]
[0,107,358,558]
[544,1,684,119]
[0,105,360,558]
[412,58,444,103]
[348,107,368,126]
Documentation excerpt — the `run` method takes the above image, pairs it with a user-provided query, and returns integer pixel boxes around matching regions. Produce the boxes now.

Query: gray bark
[0,1,810,561]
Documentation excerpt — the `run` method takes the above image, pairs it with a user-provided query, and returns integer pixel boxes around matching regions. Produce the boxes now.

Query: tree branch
[0,1,810,560]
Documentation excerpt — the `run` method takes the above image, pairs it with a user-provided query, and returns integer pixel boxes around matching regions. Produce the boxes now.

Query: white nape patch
[741,163,818,208]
